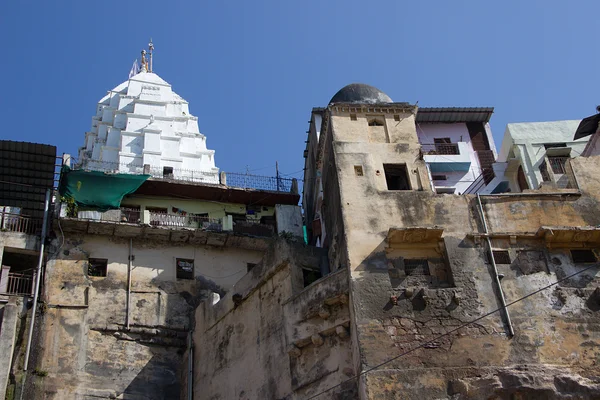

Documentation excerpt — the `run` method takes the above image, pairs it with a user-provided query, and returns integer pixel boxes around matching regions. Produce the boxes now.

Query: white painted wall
[79,72,219,183]
[496,120,588,190]
[416,123,485,194]
[81,235,262,291]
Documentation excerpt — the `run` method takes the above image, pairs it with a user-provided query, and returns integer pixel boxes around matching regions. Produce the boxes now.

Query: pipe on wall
[24,188,51,371]
[477,194,515,337]
[126,238,132,330]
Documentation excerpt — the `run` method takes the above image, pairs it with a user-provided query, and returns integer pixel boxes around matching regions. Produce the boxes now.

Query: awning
[574,114,600,140]
[58,166,150,211]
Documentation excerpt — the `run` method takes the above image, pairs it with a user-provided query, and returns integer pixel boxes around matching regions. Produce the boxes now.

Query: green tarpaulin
[58,166,150,211]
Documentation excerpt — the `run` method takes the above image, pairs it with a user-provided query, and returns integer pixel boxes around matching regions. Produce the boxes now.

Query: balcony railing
[147,211,223,231]
[0,272,33,296]
[70,208,276,237]
[70,158,297,193]
[0,212,42,235]
[422,143,460,155]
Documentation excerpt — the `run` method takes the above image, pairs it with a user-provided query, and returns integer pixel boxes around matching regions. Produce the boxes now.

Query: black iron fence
[225,172,294,192]
[422,143,460,156]
[68,158,296,193]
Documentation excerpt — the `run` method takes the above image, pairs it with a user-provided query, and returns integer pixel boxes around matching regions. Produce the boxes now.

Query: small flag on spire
[128,59,140,78]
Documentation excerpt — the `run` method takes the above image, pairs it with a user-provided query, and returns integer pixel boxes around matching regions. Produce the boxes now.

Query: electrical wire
[306,262,600,399]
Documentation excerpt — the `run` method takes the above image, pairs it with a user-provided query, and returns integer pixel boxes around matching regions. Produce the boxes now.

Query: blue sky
[1,1,598,180]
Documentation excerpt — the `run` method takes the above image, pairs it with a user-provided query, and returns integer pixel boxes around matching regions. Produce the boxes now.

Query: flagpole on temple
[149,39,154,73]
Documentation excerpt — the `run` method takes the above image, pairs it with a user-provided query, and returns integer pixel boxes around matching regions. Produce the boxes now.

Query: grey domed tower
[301,83,431,396]
[329,83,393,104]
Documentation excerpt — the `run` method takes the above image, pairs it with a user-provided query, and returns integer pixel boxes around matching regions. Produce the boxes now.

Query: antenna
[148,39,154,72]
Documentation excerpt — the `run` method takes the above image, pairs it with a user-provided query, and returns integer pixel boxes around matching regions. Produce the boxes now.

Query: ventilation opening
[404,259,430,276]
[354,166,364,176]
[435,187,455,194]
[350,114,357,121]
[432,175,447,181]
[302,268,322,288]
[383,164,411,190]
[176,258,195,280]
[571,250,597,264]
[544,143,567,149]
[394,115,400,121]
[88,258,108,277]
[163,166,174,178]
[368,119,384,126]
[492,250,511,264]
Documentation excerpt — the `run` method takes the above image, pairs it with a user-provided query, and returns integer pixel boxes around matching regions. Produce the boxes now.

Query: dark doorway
[517,165,529,192]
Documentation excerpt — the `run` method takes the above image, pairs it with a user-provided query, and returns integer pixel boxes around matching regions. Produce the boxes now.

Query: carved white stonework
[78,71,219,183]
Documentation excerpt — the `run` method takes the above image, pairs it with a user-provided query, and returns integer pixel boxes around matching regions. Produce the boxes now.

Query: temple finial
[148,39,154,73]
[140,49,148,72]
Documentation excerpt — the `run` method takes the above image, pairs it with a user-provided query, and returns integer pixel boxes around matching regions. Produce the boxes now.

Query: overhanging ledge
[387,227,444,249]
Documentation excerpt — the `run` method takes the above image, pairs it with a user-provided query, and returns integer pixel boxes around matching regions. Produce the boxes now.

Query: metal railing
[422,143,460,155]
[148,211,223,231]
[0,212,42,235]
[0,272,33,296]
[69,158,297,193]
[225,172,294,192]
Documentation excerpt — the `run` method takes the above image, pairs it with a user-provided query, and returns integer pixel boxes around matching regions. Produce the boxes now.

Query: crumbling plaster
[30,233,264,399]
[192,241,355,400]
[324,109,600,399]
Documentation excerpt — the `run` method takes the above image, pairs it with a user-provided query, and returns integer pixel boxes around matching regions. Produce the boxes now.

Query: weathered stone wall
[192,240,355,399]
[30,234,264,400]
[325,107,600,399]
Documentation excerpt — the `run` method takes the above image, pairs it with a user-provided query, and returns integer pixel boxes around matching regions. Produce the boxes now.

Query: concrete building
[0,140,57,400]
[189,83,600,399]
[5,45,304,399]
[416,107,497,195]
[481,120,588,194]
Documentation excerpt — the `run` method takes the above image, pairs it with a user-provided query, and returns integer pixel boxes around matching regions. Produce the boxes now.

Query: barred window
[404,259,430,276]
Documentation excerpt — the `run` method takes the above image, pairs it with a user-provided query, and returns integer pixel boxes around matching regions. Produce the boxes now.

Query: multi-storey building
[0,48,303,399]
[189,83,600,399]
[481,120,588,194]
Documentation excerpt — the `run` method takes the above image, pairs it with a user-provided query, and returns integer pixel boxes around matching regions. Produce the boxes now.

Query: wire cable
[306,263,600,399]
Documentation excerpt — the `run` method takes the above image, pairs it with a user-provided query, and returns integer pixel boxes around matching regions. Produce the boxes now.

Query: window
[435,187,455,194]
[571,250,597,264]
[163,166,174,178]
[548,156,568,174]
[247,263,257,272]
[350,114,357,121]
[88,258,108,277]
[492,250,511,265]
[120,206,140,223]
[404,259,430,276]
[434,138,452,144]
[368,119,384,127]
[544,143,567,150]
[383,164,411,190]
[433,138,459,155]
[176,258,195,280]
[539,160,551,182]
[354,166,364,176]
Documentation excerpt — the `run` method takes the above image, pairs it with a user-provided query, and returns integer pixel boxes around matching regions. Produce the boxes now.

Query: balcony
[72,158,298,194]
[0,212,42,235]
[58,207,278,251]
[421,142,471,172]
